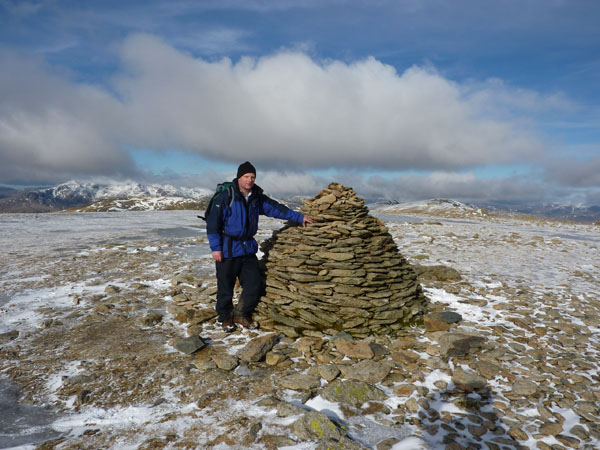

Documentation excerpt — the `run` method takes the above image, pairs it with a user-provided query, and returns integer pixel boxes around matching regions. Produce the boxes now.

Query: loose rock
[237,333,279,362]
[173,335,206,354]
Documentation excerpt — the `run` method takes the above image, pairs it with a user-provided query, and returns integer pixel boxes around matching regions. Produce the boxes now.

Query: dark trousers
[215,254,261,322]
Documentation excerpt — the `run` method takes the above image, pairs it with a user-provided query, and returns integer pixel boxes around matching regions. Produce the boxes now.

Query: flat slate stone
[174,335,206,354]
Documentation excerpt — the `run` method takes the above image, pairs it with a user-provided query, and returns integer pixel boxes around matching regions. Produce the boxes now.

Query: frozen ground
[0,209,599,449]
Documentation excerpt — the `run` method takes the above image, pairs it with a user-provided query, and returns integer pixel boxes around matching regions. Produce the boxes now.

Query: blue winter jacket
[206,179,304,258]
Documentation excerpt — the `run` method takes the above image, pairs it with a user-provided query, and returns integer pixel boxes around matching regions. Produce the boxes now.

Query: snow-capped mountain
[0,181,213,213]
[370,198,488,219]
[485,201,600,223]
[50,180,212,202]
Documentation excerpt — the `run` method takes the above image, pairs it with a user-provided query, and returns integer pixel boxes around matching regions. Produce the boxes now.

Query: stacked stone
[256,182,428,337]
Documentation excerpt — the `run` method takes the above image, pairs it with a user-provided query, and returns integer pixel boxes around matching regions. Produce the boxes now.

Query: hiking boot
[221,319,236,333]
[234,316,258,330]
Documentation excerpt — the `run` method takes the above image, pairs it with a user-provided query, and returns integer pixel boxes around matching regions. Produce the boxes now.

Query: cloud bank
[2,33,590,204]
[116,34,543,170]
[0,49,135,184]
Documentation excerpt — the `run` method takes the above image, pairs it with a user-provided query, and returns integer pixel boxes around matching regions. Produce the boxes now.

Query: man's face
[238,173,256,193]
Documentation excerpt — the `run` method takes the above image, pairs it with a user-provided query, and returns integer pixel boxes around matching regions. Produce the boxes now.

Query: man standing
[206,161,313,332]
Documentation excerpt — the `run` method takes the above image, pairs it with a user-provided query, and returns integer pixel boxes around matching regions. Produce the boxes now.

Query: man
[206,161,313,332]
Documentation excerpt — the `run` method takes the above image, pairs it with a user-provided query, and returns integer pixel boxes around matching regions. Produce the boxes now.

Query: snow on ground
[1,209,599,449]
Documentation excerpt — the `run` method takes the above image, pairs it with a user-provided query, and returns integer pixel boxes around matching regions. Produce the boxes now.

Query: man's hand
[212,250,223,262]
[302,216,314,228]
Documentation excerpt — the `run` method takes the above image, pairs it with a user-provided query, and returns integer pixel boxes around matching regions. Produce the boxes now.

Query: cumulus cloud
[543,156,600,188]
[116,34,544,171]
[0,50,135,184]
[0,33,556,189]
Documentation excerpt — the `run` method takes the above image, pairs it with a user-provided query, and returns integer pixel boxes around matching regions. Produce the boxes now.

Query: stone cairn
[256,183,428,338]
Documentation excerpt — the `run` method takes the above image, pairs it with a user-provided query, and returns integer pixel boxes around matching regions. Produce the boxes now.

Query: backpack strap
[198,182,235,221]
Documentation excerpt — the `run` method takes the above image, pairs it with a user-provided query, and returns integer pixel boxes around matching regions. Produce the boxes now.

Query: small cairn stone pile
[256,183,428,337]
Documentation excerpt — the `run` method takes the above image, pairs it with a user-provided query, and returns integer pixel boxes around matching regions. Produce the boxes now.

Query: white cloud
[0,50,134,184]
[544,156,600,187]
[0,33,566,192]
[115,34,544,172]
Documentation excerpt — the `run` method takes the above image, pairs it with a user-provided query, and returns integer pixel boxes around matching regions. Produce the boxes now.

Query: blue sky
[1,0,599,205]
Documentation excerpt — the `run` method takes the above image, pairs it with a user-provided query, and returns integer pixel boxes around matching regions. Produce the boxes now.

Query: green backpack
[199,182,235,221]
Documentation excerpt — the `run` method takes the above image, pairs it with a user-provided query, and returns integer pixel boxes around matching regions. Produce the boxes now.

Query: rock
[390,349,420,364]
[451,367,487,392]
[334,339,375,359]
[64,374,94,385]
[438,332,484,358]
[339,359,393,383]
[424,311,462,332]
[569,424,590,441]
[168,304,194,323]
[316,437,364,450]
[369,342,389,356]
[555,434,581,448]
[171,274,196,286]
[292,410,343,441]
[507,426,528,441]
[538,422,563,436]
[248,421,262,443]
[265,352,287,366]
[511,378,538,396]
[211,353,239,371]
[394,384,416,397]
[92,303,111,313]
[276,374,321,391]
[173,335,206,354]
[320,379,387,406]
[318,364,340,382]
[405,397,419,413]
[260,434,297,448]
[188,308,217,324]
[413,264,462,281]
[277,401,306,417]
[376,437,401,450]
[75,389,91,406]
[0,330,19,344]
[140,312,163,327]
[237,333,279,362]
[473,360,501,379]
[105,285,121,294]
[194,359,217,371]
[293,336,325,353]
[574,400,598,416]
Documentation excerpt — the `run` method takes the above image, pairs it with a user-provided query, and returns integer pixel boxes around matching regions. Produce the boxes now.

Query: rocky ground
[0,210,599,449]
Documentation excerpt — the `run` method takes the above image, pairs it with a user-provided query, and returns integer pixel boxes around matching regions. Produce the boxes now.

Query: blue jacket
[206,179,304,258]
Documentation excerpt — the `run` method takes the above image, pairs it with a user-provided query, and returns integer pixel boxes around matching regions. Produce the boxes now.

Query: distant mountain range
[0,181,212,213]
[372,198,600,223]
[484,201,600,224]
[371,198,489,219]
[0,182,598,223]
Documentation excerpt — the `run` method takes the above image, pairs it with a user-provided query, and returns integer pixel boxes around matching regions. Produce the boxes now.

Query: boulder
[438,332,484,359]
[173,335,206,354]
[276,374,321,391]
[320,379,387,406]
[236,333,278,362]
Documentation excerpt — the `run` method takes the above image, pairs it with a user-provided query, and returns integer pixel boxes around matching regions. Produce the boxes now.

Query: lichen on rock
[256,182,428,337]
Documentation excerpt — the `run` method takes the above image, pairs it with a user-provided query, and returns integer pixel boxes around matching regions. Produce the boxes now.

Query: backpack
[199,182,235,221]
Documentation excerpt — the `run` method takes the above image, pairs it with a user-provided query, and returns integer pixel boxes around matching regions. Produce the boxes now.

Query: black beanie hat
[237,161,256,179]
